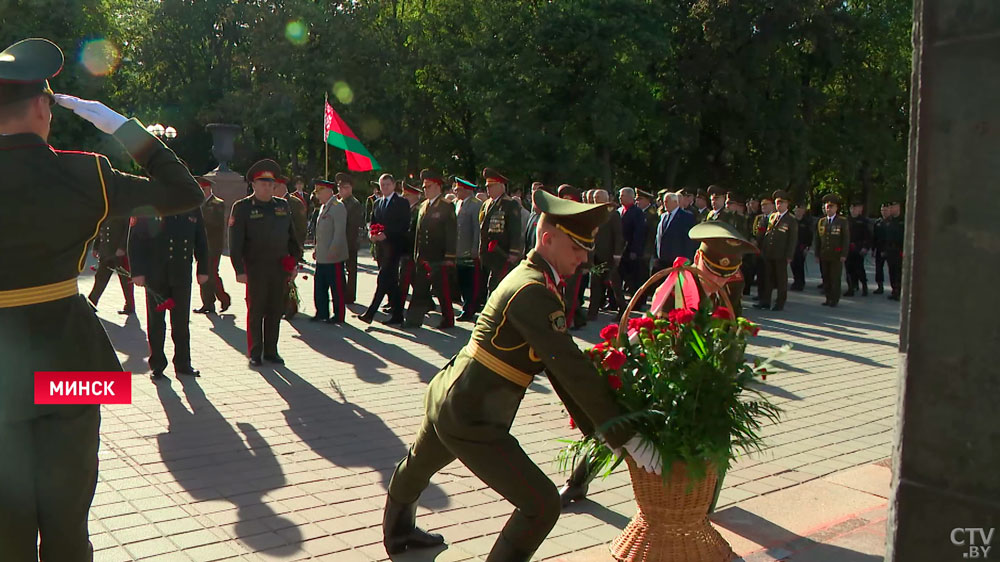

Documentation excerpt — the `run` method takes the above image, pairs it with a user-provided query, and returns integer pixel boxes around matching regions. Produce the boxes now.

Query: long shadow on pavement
[713,506,882,562]
[155,376,302,554]
[100,313,150,375]
[752,335,890,369]
[258,365,449,510]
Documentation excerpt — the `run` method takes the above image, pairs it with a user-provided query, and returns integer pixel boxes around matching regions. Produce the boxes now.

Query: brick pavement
[79,251,898,561]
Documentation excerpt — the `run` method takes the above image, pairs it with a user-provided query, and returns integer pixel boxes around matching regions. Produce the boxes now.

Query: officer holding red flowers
[478,167,523,296]
[128,204,210,381]
[229,159,301,366]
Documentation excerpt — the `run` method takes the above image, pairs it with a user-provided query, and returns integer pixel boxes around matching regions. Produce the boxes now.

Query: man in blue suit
[618,187,647,295]
[653,191,696,272]
[358,173,411,324]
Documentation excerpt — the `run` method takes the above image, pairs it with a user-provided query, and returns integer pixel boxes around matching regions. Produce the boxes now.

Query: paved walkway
[80,252,899,561]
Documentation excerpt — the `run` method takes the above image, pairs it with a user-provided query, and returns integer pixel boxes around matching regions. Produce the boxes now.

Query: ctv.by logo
[952,528,994,559]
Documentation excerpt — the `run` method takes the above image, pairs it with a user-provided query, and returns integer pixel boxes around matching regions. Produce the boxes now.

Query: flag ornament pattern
[324,101,380,172]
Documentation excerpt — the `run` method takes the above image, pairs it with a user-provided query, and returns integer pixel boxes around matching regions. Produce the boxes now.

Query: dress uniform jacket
[0,118,202,561]
[341,194,364,303]
[815,215,851,305]
[479,195,524,291]
[388,250,632,554]
[456,195,483,317]
[95,217,130,259]
[287,194,308,252]
[589,208,625,317]
[758,211,798,309]
[202,195,226,255]
[87,216,134,308]
[314,198,348,265]
[846,214,872,292]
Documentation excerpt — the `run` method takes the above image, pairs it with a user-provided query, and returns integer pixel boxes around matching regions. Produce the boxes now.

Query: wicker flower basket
[610,458,735,562]
[610,265,737,562]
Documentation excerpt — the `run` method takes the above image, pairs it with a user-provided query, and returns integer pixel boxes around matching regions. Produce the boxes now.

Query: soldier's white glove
[54,94,128,135]
[622,436,662,475]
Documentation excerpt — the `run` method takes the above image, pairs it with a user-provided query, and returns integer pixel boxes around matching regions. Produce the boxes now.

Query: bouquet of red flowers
[560,291,784,483]
[369,223,385,238]
[281,255,297,273]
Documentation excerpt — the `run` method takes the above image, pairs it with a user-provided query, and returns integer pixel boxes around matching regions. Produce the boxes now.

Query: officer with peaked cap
[478,167,524,298]
[335,171,365,304]
[754,189,798,312]
[195,176,232,314]
[404,169,458,329]
[0,38,203,559]
[383,190,660,561]
[814,193,850,306]
[397,182,424,313]
[229,159,301,365]
[453,176,483,321]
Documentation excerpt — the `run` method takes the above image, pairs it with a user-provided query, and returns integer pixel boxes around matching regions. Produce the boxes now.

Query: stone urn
[206,123,241,173]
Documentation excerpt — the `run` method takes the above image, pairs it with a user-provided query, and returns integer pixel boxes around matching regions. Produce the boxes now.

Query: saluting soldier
[336,172,365,304]
[310,179,349,323]
[478,167,523,296]
[845,201,872,297]
[815,193,851,307]
[404,169,457,329]
[87,215,135,314]
[382,190,660,561]
[0,38,204,559]
[195,176,231,314]
[229,159,301,365]
[754,190,797,312]
[129,205,209,381]
[454,176,483,321]
[588,189,625,320]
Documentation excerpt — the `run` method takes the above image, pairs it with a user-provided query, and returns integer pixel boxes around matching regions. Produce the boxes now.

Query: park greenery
[1,0,911,209]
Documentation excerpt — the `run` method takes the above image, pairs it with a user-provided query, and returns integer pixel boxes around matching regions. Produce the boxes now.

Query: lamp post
[146,123,177,141]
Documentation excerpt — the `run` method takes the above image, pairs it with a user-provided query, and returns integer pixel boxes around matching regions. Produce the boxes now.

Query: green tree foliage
[1,0,911,206]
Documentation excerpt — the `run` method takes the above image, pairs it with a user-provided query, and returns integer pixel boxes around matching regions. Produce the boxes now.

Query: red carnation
[667,308,695,325]
[281,255,297,272]
[759,367,768,381]
[599,324,619,342]
[628,317,656,333]
[155,298,176,312]
[591,342,607,355]
[712,307,733,320]
[607,374,623,390]
[602,349,626,371]
[569,417,576,430]
[749,323,761,337]
[89,265,97,271]
[488,240,498,252]
[369,223,385,237]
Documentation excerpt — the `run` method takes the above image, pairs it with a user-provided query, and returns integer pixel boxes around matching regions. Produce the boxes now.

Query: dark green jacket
[479,196,523,270]
[426,250,631,447]
[128,209,209,290]
[94,216,130,260]
[762,211,798,261]
[414,196,457,263]
[201,195,226,256]
[0,118,202,422]
[229,195,301,275]
[815,215,851,260]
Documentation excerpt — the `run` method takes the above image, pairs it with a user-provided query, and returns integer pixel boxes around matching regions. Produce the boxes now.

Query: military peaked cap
[557,184,582,202]
[452,176,477,190]
[0,38,63,106]
[636,189,655,201]
[335,172,353,185]
[726,191,746,205]
[822,193,842,205]
[313,179,336,191]
[689,221,758,277]
[403,183,423,195]
[707,185,726,197]
[533,190,609,251]
[420,168,444,185]
[482,167,508,184]
[772,189,791,203]
[246,159,282,182]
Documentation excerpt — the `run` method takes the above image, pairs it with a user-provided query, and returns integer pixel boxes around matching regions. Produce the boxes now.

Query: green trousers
[0,405,99,561]
[388,415,561,556]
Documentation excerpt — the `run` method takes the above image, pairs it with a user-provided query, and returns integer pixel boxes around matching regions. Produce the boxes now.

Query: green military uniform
[815,194,851,307]
[0,38,204,560]
[86,216,135,312]
[750,197,774,298]
[280,178,308,319]
[405,170,457,329]
[196,184,231,313]
[398,187,422,308]
[587,202,625,319]
[479,168,524,296]
[338,173,364,304]
[756,190,798,311]
[631,195,659,309]
[384,191,632,561]
[707,193,750,317]
[128,209,208,379]
[229,160,301,364]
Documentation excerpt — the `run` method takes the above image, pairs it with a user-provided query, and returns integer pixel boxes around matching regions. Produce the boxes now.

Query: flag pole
[324,94,329,180]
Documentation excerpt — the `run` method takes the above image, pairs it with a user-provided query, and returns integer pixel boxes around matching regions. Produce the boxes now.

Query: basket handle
[617,263,735,346]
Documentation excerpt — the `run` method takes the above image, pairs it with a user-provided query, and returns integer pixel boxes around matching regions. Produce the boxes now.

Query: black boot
[382,495,444,554]
[486,534,535,562]
[861,283,868,296]
[559,457,596,508]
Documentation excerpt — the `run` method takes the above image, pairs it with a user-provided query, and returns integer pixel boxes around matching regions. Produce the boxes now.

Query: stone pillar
[205,124,244,252]
[887,1,1000,560]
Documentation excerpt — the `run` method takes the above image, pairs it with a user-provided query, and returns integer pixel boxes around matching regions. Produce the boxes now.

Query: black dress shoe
[150,371,167,381]
[310,315,328,322]
[828,302,838,307]
[789,286,803,292]
[118,307,134,315]
[382,317,404,326]
[770,305,783,312]
[844,290,855,297]
[193,306,214,314]
[176,366,200,377]
[356,313,374,324]
[821,301,830,306]
[873,287,885,295]
[249,357,263,367]
[324,317,342,324]
[219,299,231,313]
[861,286,869,296]
[263,354,284,365]
[752,303,771,310]
[456,313,476,322]
[436,320,454,330]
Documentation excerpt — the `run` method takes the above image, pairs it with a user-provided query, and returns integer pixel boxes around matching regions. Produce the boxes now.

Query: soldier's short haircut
[0,95,35,123]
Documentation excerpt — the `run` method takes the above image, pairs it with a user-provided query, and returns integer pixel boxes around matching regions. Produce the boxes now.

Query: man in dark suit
[618,187,646,296]
[653,191,696,271]
[358,173,410,324]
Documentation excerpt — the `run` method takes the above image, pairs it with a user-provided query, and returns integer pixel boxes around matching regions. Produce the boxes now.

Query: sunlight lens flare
[285,20,308,46]
[80,39,121,76]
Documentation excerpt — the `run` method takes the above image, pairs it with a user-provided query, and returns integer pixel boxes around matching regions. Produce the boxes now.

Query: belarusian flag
[324,100,380,172]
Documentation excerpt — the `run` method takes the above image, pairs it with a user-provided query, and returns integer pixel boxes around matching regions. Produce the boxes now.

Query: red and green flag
[324,99,380,172]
